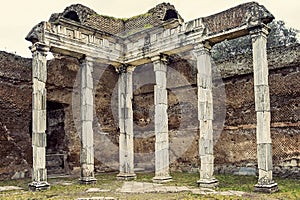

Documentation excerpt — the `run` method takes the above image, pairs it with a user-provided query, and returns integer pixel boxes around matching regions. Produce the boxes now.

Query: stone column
[117,65,136,180]
[152,55,172,183]
[194,42,218,188]
[29,43,50,191]
[250,25,278,193]
[79,56,97,184]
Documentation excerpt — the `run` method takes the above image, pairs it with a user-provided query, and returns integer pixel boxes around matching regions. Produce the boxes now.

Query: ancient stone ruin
[0,1,295,193]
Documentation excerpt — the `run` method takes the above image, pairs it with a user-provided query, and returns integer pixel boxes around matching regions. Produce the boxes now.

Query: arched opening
[64,11,80,23]
[163,9,178,21]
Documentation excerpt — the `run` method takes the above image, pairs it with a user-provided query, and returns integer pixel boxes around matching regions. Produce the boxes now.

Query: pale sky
[1,0,299,58]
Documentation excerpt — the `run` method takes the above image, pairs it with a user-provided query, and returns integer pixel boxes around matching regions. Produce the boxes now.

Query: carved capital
[249,24,270,41]
[117,65,127,74]
[30,42,49,56]
[79,56,94,72]
[151,54,168,64]
[193,41,211,56]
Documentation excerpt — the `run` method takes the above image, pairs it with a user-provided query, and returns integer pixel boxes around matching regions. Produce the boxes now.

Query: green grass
[0,172,299,199]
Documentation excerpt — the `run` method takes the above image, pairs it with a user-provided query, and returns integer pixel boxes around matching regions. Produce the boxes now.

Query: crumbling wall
[0,44,299,180]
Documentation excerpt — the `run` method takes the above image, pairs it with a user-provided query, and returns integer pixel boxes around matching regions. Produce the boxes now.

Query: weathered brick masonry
[0,44,299,179]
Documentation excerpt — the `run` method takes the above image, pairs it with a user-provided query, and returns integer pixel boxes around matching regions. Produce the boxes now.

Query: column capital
[193,41,212,55]
[249,24,270,39]
[79,55,95,64]
[117,64,135,74]
[150,54,168,64]
[30,42,49,55]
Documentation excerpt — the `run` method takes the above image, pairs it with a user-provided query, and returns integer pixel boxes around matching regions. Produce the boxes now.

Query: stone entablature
[26,2,273,67]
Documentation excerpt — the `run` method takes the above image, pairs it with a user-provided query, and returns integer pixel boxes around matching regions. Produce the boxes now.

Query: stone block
[125,118,133,134]
[257,143,273,171]
[32,57,47,82]
[155,105,168,133]
[33,79,46,92]
[200,155,214,164]
[199,120,213,139]
[199,139,213,155]
[81,121,94,147]
[118,118,125,133]
[154,62,167,73]
[32,132,46,147]
[254,182,278,193]
[198,101,213,120]
[81,88,94,106]
[154,86,167,105]
[156,132,169,143]
[150,34,157,43]
[32,89,47,110]
[199,163,214,179]
[254,85,270,111]
[80,148,94,164]
[197,74,211,89]
[80,65,93,89]
[81,104,94,121]
[256,112,271,143]
[32,110,46,133]
[32,146,46,168]
[197,87,206,102]
[155,71,167,87]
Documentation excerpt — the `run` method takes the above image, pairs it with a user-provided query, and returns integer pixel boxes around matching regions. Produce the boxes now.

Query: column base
[197,178,219,188]
[254,182,278,193]
[28,181,50,191]
[117,173,136,180]
[79,177,97,184]
[153,176,173,183]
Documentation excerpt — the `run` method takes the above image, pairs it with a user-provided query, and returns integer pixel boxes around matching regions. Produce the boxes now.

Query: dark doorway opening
[46,101,69,175]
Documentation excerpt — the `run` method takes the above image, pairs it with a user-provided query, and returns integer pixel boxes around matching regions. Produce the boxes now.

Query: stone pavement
[0,186,23,192]
[117,181,246,196]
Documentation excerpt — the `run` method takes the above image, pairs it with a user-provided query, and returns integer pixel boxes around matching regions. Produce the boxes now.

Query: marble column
[250,25,278,193]
[117,65,136,180]
[152,55,172,183]
[29,43,50,191]
[194,42,218,188]
[79,56,97,184]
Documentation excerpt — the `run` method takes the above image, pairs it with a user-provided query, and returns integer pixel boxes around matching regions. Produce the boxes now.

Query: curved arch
[64,11,80,23]
[163,9,178,21]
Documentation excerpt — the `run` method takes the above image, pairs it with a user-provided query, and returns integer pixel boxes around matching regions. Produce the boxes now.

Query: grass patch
[0,172,299,199]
